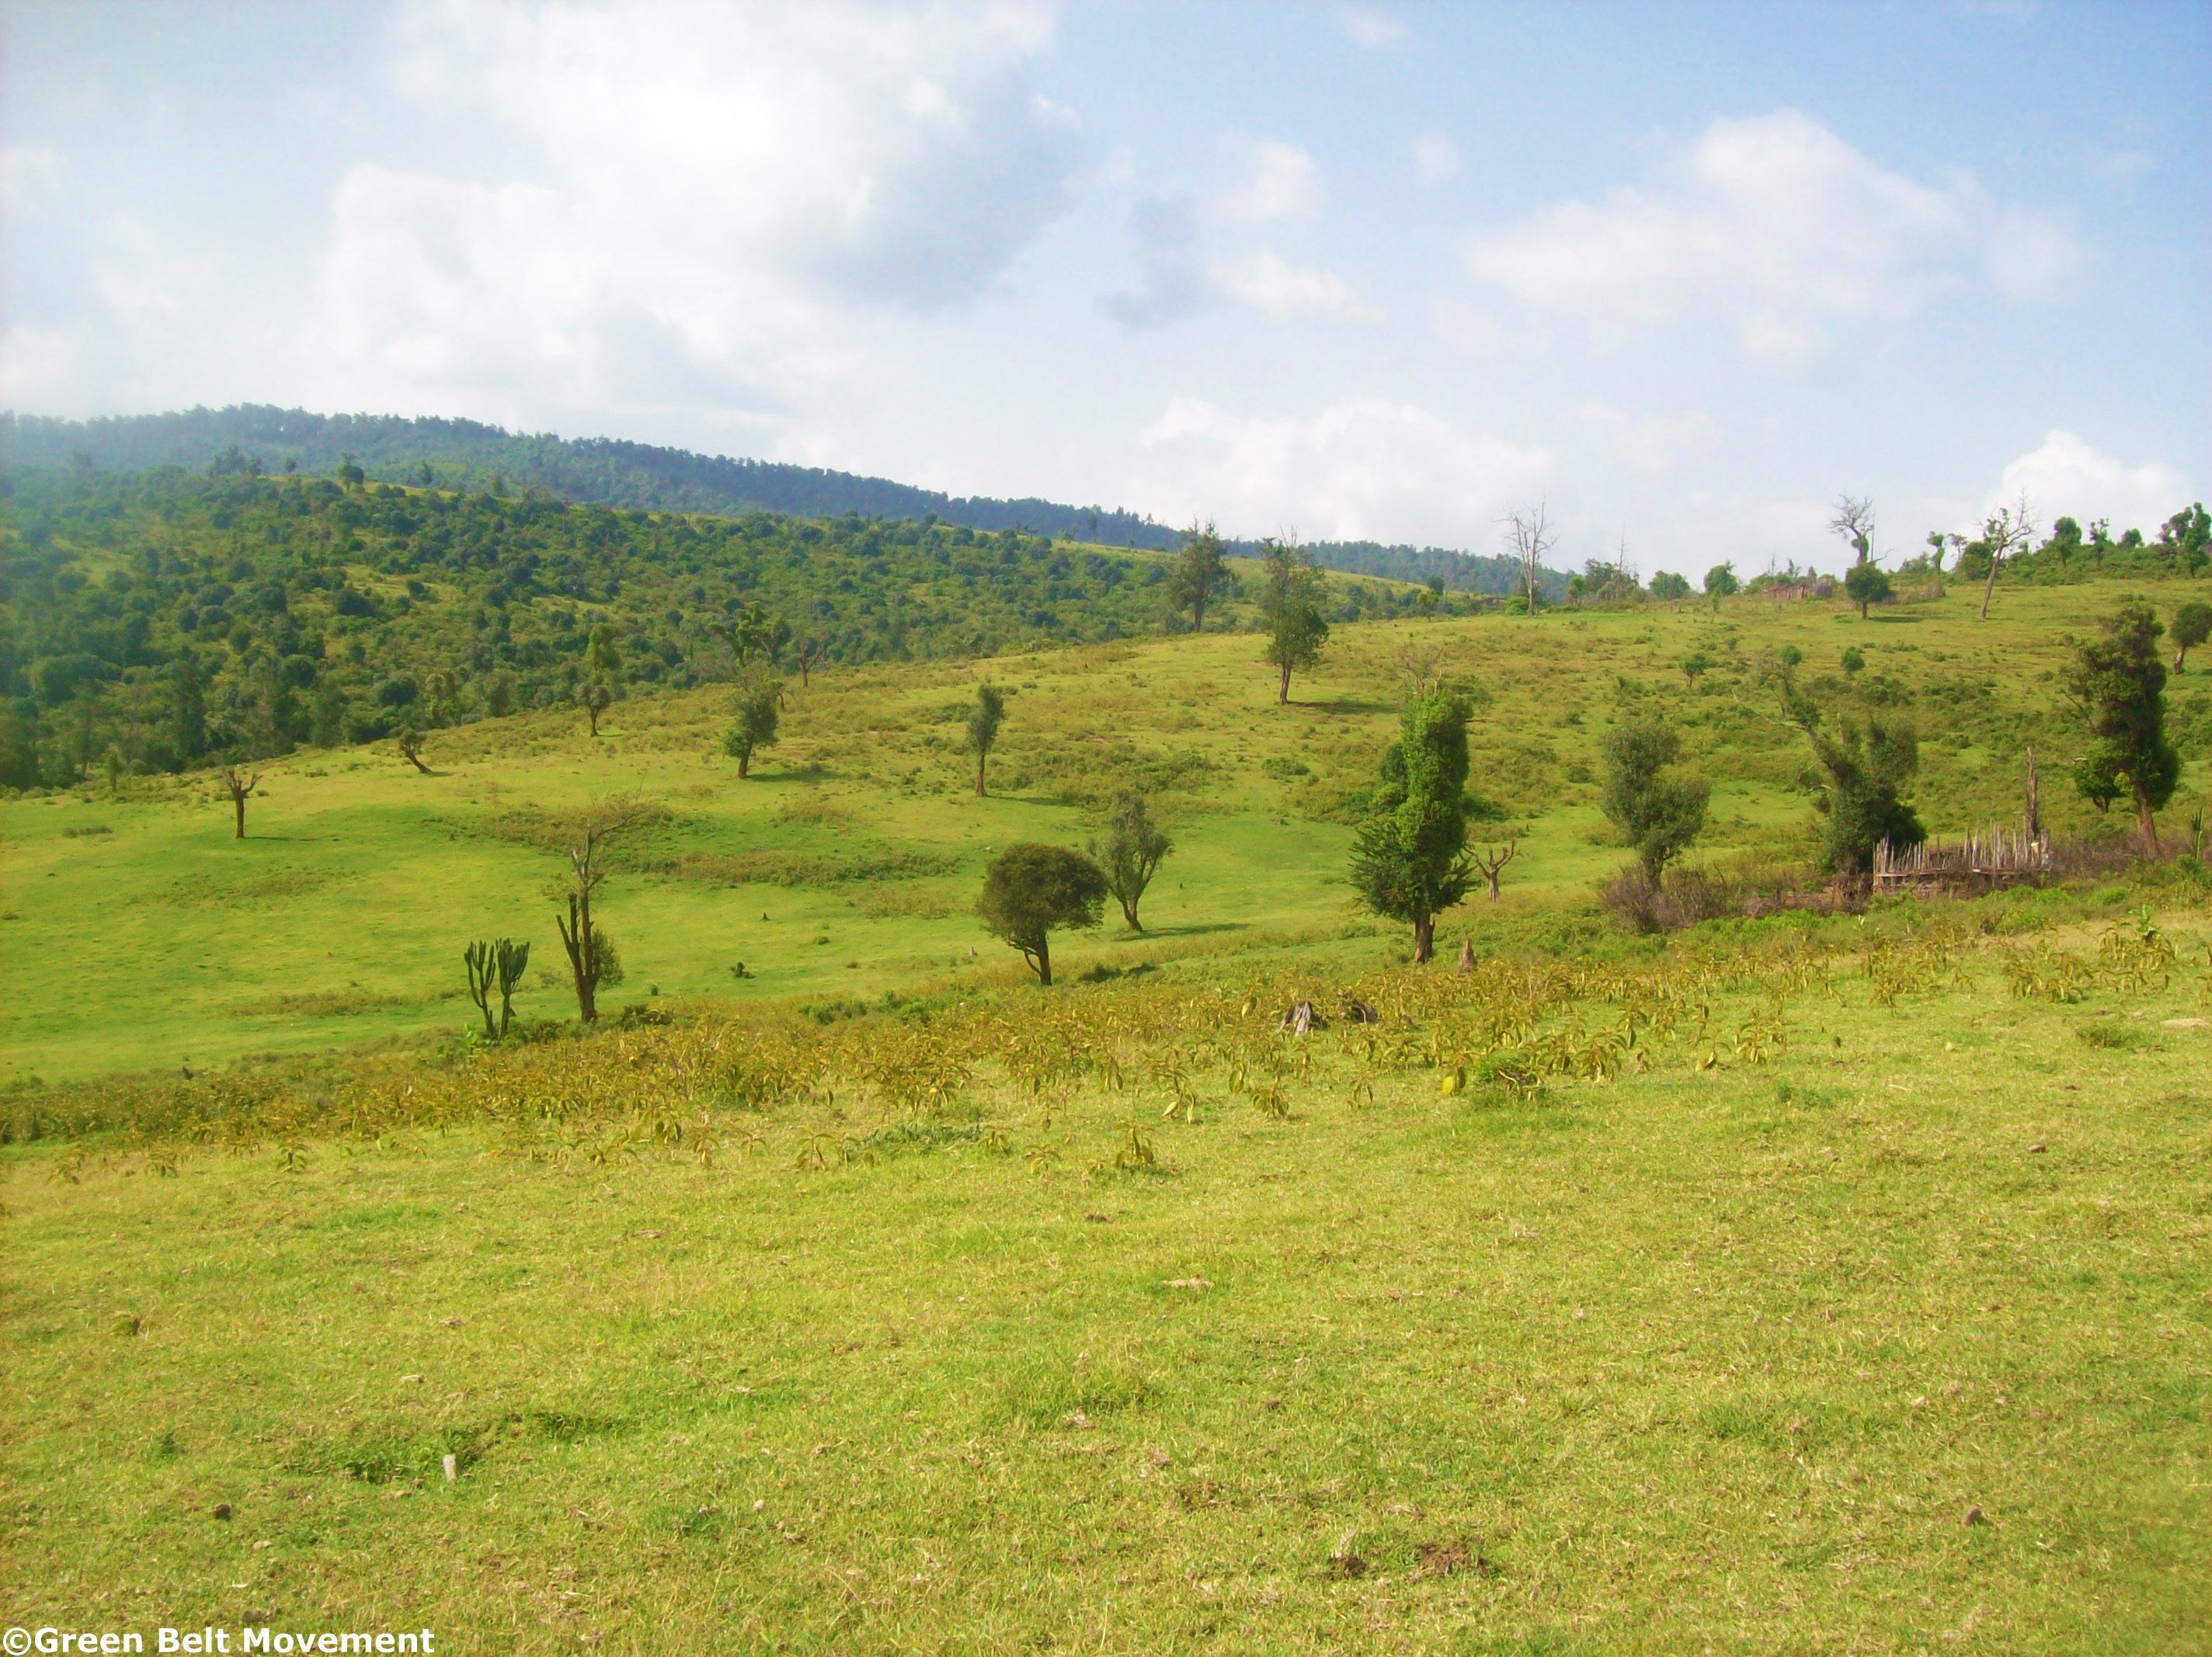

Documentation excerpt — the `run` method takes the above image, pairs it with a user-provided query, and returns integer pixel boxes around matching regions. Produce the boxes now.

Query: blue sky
[3,0,2205,575]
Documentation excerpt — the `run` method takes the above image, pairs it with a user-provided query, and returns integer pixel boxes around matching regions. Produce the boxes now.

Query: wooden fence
[1873,828,2051,892]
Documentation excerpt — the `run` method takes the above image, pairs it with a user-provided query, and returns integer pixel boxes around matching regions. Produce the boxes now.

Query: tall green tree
[1702,563,1738,611]
[976,843,1107,986]
[1088,790,1173,930]
[1166,521,1229,633]
[1843,558,1892,620]
[967,683,1006,797]
[1258,539,1330,703]
[1600,720,1710,883]
[2169,601,2211,672]
[2068,599,2179,853]
[1349,690,1476,963]
[1785,683,1925,875]
[722,672,783,778]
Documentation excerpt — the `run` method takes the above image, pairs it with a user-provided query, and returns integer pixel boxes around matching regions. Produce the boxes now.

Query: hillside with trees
[0,465,1445,787]
[1,406,1574,598]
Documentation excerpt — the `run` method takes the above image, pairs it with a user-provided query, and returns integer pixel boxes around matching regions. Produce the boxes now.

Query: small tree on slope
[2068,599,2179,854]
[1350,690,1476,963]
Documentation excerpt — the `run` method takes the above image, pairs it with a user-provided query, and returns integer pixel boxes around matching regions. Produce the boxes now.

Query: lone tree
[553,815,633,1023]
[1843,558,1891,620]
[976,843,1108,986]
[1473,835,1519,901]
[463,938,530,1039]
[1785,683,1925,875]
[722,672,783,778]
[967,683,1006,797]
[1829,495,1875,563]
[1349,690,1476,963]
[395,719,433,774]
[1088,789,1173,930]
[1258,539,1330,703]
[1702,562,1739,612]
[1166,521,1230,633]
[1504,503,1556,617]
[582,623,621,735]
[581,680,613,738]
[2068,599,2179,853]
[218,764,260,839]
[1600,720,1710,883]
[1976,495,2036,621]
[2170,600,2212,672]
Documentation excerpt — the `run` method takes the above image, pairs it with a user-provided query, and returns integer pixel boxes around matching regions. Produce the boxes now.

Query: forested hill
[0,405,1566,597]
[1,406,1180,549]
[0,466,1446,789]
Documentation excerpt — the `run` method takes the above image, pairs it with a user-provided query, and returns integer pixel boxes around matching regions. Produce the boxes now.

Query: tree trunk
[1859,599,1869,620]
[1485,869,1502,901]
[1277,662,1291,703]
[1122,896,1143,931]
[1035,935,1051,987]
[587,706,602,736]
[1979,555,2000,620]
[1412,913,1435,964]
[2176,644,2190,672]
[976,752,986,797]
[2135,783,2160,856]
[738,750,750,779]
[232,794,245,839]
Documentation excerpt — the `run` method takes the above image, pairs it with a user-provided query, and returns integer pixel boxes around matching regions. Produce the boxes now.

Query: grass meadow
[6,579,2212,1652]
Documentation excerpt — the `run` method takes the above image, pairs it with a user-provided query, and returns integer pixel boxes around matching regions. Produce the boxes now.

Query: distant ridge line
[0,403,1566,597]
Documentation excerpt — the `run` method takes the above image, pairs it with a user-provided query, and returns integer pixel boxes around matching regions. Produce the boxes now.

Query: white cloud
[1410,133,1459,183]
[1574,401,1717,475]
[1461,108,2082,361]
[1984,430,2190,537]
[310,0,1078,415]
[1336,7,1405,48]
[1108,141,1364,329]
[1205,249,1377,324]
[1216,139,1323,225]
[0,147,65,216]
[1132,395,1551,544]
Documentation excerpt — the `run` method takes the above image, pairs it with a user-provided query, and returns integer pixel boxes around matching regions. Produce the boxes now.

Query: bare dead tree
[1502,504,1556,617]
[1473,835,1519,901]
[1828,495,1876,564]
[218,765,260,839]
[552,808,644,1023]
[1977,494,2036,621]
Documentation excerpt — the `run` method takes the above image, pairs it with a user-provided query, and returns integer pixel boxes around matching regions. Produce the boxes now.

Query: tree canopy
[2068,598,2179,852]
[976,843,1108,986]
[1349,690,1476,963]
[1257,540,1330,703]
[1600,719,1710,883]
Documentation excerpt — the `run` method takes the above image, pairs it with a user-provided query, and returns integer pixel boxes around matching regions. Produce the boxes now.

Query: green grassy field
[9,578,2212,1652]
[9,578,2207,1087]
[5,908,2209,1652]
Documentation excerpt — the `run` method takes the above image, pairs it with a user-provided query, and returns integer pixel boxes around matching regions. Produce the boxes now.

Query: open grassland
[8,578,2210,1087]
[5,900,2210,1652]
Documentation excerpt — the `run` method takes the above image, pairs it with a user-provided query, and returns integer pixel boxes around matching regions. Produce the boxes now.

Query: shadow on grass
[750,763,833,783]
[1299,696,1396,716]
[1120,921,1249,940]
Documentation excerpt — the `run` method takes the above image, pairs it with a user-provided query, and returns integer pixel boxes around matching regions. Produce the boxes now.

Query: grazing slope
[8,578,2210,1087]
[6,901,2210,1651]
